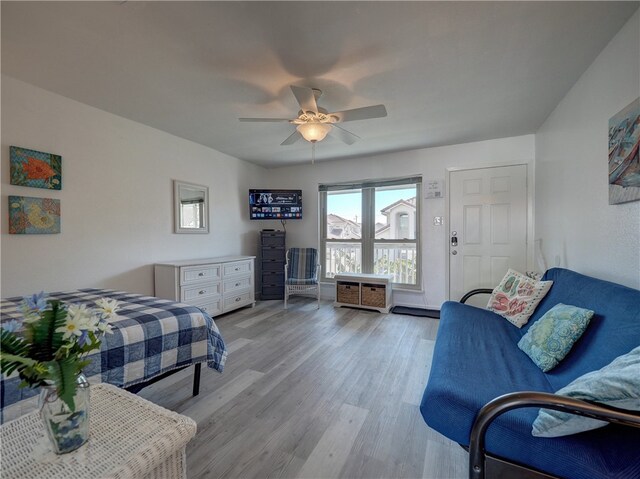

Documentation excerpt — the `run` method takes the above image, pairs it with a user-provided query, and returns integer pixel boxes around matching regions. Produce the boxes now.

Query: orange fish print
[23,157,56,180]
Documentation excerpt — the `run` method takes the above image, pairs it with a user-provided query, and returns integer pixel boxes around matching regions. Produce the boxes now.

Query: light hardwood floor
[139,298,468,479]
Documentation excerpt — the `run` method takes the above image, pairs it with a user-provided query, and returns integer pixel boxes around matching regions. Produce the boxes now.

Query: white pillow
[486,269,552,327]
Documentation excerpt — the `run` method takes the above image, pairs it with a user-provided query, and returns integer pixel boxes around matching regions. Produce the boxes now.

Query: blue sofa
[420,268,640,479]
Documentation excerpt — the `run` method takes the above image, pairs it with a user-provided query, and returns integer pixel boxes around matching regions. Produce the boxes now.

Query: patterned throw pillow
[486,269,553,327]
[518,304,594,372]
[532,346,640,437]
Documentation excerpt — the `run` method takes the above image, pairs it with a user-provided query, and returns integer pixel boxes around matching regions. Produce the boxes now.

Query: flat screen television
[249,189,302,220]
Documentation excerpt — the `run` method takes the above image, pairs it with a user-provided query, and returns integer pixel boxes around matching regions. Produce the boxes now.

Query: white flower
[67,304,97,329]
[96,320,113,335]
[94,298,120,321]
[56,315,84,340]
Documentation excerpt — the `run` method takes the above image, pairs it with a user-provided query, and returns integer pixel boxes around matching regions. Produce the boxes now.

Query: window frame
[319,177,422,289]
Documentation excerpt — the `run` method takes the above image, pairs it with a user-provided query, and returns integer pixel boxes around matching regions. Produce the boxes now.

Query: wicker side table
[0,383,197,479]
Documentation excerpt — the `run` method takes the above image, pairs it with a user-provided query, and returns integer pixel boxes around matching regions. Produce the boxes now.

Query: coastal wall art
[9,196,61,234]
[608,98,640,204]
[10,146,62,190]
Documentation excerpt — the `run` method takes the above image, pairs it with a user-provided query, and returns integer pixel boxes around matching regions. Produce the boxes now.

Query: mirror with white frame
[174,180,209,234]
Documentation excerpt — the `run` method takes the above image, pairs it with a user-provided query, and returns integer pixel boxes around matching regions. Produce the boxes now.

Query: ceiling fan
[239,85,387,146]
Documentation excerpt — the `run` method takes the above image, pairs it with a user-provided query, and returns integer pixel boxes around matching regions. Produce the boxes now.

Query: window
[320,177,421,286]
[397,213,410,239]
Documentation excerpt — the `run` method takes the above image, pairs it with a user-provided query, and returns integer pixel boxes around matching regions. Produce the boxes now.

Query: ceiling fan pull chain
[311,142,316,165]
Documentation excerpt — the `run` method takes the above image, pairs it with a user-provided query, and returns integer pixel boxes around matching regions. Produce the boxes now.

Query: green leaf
[47,357,78,410]
[79,338,101,354]
[30,300,66,362]
[0,328,45,386]
[18,363,49,388]
[0,353,38,368]
[0,328,29,358]
[76,360,91,374]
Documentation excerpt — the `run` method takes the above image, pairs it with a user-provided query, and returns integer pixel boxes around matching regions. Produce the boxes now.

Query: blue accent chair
[284,248,321,309]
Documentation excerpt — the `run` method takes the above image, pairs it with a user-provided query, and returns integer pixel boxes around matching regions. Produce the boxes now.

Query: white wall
[535,10,640,290]
[11,5,635,305]
[264,135,535,308]
[1,76,264,297]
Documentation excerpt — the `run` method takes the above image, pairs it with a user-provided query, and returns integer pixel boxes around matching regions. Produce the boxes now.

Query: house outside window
[320,177,421,287]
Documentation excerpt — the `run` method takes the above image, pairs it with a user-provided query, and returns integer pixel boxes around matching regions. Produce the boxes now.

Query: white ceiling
[2,2,638,167]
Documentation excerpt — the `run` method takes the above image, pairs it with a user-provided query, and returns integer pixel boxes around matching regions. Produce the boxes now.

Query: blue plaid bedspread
[0,289,227,422]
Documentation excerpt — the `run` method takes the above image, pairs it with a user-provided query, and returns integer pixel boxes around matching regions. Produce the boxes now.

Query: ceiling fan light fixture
[297,122,332,143]
[240,85,386,148]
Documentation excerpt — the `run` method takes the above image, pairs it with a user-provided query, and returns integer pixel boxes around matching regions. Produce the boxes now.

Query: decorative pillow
[518,304,594,372]
[486,269,553,327]
[532,346,640,437]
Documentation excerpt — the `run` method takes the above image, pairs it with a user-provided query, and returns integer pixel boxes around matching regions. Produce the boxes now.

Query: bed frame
[125,363,201,396]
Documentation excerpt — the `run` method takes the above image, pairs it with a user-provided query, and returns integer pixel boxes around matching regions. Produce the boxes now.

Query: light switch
[433,216,443,226]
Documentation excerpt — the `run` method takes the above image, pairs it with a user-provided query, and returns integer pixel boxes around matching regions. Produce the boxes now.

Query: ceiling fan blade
[239,118,291,122]
[329,124,360,145]
[281,130,303,146]
[290,85,318,114]
[331,104,387,123]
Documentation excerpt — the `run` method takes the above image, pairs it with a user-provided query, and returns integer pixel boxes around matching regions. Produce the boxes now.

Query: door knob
[452,250,458,255]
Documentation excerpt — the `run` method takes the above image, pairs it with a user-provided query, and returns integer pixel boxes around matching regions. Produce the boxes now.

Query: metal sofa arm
[469,391,640,479]
[460,289,493,304]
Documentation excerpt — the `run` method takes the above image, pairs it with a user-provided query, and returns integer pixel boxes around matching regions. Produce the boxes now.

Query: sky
[328,187,416,224]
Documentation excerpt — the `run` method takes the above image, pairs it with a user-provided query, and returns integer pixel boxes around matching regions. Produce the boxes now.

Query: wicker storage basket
[361,284,386,308]
[337,282,360,305]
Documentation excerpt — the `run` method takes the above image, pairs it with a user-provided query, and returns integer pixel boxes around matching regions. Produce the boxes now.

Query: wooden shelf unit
[334,273,394,313]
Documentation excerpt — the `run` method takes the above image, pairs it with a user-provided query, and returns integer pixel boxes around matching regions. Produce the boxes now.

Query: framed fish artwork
[609,98,640,204]
[9,146,62,190]
[8,196,61,234]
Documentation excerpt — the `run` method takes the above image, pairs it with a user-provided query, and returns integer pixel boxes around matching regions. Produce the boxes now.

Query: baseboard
[394,301,441,311]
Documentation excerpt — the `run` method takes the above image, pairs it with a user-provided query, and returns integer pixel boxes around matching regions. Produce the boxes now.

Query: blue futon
[420,268,640,479]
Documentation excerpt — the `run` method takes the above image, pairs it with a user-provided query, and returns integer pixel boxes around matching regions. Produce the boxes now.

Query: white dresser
[154,256,256,317]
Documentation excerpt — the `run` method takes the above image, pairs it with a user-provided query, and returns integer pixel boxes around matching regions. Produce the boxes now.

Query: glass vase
[39,374,90,454]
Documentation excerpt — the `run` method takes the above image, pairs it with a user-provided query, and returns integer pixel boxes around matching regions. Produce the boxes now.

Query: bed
[0,288,227,423]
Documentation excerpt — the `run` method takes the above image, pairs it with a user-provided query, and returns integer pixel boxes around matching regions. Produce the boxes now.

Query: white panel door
[449,165,528,304]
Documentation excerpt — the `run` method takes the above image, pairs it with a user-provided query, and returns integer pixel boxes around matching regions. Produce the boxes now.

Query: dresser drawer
[223,260,252,277]
[181,282,221,302]
[262,285,284,297]
[223,291,253,310]
[261,246,285,261]
[262,260,284,272]
[261,232,286,247]
[223,276,252,294]
[262,272,284,286]
[180,265,221,285]
[193,299,223,317]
